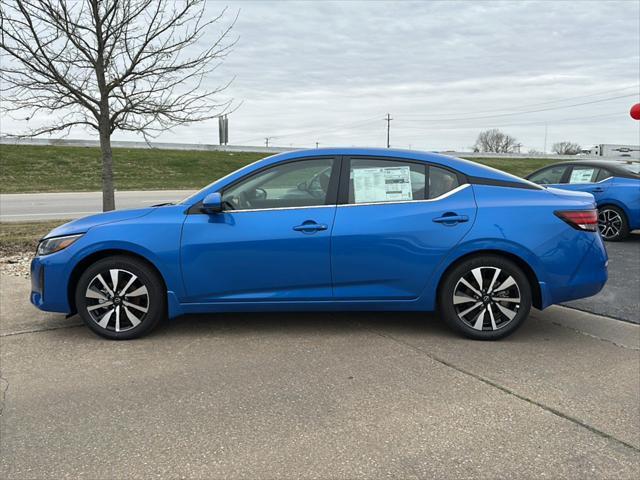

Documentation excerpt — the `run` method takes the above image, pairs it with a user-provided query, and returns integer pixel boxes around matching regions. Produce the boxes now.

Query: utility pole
[385,113,392,148]
[265,137,270,147]
[543,123,548,153]
[315,141,319,148]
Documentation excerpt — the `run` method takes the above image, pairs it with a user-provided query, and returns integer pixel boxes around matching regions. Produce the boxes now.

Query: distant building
[583,144,640,159]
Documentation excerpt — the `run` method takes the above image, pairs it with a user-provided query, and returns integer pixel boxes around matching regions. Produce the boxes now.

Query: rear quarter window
[596,169,613,182]
[428,166,460,198]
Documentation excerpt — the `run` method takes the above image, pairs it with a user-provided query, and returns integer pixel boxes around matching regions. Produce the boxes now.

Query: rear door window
[568,166,599,184]
[348,159,426,204]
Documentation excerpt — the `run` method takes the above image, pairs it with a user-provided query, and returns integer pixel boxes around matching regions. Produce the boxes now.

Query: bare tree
[552,141,581,155]
[1,0,236,211]
[474,129,518,154]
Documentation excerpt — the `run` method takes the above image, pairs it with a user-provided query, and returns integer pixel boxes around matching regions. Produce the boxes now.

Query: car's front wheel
[598,205,629,241]
[75,255,166,340]
[439,255,532,340]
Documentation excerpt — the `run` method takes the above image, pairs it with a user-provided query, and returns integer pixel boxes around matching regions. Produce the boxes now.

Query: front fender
[34,207,186,314]
[67,239,181,294]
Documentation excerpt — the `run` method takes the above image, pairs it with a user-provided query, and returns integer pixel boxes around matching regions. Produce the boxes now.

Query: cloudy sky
[3,0,639,151]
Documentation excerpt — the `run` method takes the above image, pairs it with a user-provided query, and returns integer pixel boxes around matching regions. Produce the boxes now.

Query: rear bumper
[541,234,608,308]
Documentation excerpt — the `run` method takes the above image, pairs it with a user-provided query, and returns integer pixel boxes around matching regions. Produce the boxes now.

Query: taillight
[554,209,598,232]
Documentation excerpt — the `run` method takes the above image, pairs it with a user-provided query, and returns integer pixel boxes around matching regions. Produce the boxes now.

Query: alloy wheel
[85,268,149,333]
[452,266,521,331]
[598,209,622,240]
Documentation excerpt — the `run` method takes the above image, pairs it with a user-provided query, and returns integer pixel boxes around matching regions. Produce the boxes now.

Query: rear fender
[418,238,546,311]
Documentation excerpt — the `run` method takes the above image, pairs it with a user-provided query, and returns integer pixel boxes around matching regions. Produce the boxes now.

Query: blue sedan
[527,160,640,241]
[31,148,607,340]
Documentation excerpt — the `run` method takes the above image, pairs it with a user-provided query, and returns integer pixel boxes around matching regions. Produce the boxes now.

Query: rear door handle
[433,214,469,225]
[293,221,328,233]
[590,187,604,193]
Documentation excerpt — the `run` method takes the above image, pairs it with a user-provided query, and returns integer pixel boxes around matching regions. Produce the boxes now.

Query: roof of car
[528,159,640,178]
[556,159,639,168]
[184,147,545,205]
[265,147,534,184]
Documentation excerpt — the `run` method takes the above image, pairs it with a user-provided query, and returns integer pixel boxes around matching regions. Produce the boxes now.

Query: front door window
[222,158,335,210]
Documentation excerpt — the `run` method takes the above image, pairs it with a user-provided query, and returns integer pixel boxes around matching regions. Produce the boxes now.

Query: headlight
[36,234,83,256]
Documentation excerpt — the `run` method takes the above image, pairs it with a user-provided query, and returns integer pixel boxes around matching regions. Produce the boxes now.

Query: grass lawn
[0,144,558,194]
[0,145,269,193]
[467,157,557,178]
[0,220,66,256]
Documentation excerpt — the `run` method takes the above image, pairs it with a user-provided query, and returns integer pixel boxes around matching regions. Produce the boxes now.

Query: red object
[631,103,640,120]
[555,210,598,232]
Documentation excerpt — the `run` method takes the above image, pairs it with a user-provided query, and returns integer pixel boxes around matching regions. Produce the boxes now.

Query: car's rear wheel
[598,205,629,241]
[75,255,166,340]
[439,255,532,340]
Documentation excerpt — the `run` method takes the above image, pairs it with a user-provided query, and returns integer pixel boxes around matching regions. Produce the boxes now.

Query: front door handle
[293,221,328,233]
[433,213,469,225]
[590,187,604,193]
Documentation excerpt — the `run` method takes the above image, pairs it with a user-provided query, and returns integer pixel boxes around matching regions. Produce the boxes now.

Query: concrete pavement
[0,190,194,222]
[1,273,638,479]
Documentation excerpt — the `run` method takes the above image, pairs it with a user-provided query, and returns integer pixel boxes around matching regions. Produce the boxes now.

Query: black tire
[438,255,532,340]
[598,205,629,242]
[75,255,166,340]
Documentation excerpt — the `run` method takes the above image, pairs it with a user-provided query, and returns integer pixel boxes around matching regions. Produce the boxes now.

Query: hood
[545,187,595,206]
[43,208,154,239]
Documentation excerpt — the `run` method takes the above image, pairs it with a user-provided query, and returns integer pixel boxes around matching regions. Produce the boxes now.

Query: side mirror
[297,181,308,191]
[201,192,223,214]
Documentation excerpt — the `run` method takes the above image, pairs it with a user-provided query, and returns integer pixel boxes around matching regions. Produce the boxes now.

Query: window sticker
[352,166,413,203]
[569,168,595,184]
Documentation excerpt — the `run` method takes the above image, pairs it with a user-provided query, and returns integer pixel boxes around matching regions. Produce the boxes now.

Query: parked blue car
[31,148,607,340]
[526,160,640,241]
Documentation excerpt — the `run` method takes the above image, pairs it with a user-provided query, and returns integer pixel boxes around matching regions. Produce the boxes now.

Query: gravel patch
[1,252,32,278]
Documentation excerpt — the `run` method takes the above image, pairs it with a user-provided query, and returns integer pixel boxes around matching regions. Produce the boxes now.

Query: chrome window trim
[222,204,336,214]
[221,184,470,213]
[337,183,470,208]
[595,176,613,183]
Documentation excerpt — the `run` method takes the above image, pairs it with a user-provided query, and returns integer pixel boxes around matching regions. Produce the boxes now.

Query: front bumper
[30,255,72,314]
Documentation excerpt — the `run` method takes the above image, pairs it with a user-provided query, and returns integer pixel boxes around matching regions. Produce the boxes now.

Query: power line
[400,85,639,118]
[234,115,381,144]
[393,111,623,132]
[397,93,638,123]
[232,87,638,146]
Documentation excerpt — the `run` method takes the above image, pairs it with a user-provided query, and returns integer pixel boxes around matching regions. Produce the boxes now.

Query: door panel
[180,156,340,303]
[559,166,610,202]
[181,207,336,302]
[331,185,477,299]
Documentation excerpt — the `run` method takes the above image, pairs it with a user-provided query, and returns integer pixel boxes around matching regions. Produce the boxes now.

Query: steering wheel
[253,188,267,201]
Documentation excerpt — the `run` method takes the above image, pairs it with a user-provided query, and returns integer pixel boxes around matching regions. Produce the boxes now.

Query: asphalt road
[0,190,194,222]
[564,233,640,323]
[1,272,638,479]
